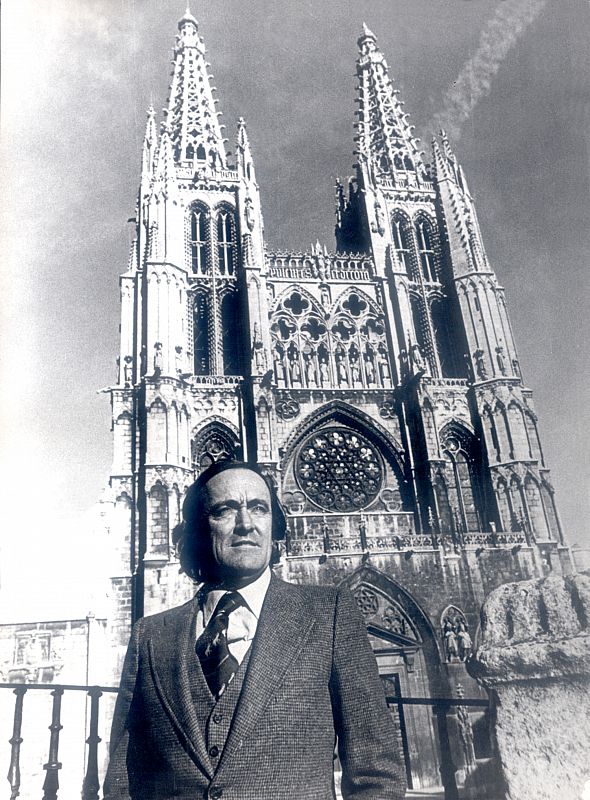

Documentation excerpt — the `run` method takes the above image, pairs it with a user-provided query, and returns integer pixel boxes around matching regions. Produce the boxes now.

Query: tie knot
[212,591,244,621]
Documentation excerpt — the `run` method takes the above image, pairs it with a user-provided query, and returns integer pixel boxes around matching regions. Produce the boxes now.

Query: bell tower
[107,8,271,636]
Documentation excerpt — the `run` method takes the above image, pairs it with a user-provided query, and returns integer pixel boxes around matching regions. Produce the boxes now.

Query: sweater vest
[187,643,253,769]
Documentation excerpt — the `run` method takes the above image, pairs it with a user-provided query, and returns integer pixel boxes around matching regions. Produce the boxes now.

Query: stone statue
[496,345,507,375]
[123,355,133,386]
[350,354,361,386]
[457,621,472,662]
[273,347,287,386]
[474,349,487,380]
[319,358,330,386]
[398,349,409,379]
[365,349,376,385]
[443,618,459,661]
[336,349,348,385]
[153,342,163,373]
[410,343,426,374]
[304,352,317,387]
[175,346,183,376]
[245,196,255,231]
[289,349,301,385]
[377,346,389,385]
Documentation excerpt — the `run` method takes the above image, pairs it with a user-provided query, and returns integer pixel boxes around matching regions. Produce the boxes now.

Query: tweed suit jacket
[103,575,406,800]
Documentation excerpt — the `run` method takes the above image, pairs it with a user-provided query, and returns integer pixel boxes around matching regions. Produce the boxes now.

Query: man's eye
[211,507,234,519]
[251,504,269,515]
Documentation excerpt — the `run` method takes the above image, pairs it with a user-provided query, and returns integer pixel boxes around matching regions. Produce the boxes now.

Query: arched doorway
[343,566,445,791]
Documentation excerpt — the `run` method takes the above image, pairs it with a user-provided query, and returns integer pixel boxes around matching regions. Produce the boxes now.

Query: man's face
[201,468,273,587]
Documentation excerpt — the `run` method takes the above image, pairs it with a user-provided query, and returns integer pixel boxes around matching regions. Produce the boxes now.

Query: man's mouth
[232,540,258,547]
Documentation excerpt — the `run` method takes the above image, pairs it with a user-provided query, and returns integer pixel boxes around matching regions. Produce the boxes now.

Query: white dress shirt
[195,567,272,665]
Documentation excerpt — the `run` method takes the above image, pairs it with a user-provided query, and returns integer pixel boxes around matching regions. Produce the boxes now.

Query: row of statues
[272,341,392,389]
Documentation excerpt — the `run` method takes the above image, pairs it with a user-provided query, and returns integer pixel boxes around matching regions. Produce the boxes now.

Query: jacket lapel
[147,597,214,779]
[219,575,316,767]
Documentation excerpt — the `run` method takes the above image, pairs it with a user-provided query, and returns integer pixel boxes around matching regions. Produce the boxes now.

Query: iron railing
[385,694,491,800]
[1,682,491,800]
[1,682,117,800]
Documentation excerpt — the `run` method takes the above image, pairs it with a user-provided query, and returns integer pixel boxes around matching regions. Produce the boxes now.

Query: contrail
[430,0,547,142]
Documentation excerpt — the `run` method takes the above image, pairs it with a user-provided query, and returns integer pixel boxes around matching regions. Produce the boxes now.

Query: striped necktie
[196,591,244,698]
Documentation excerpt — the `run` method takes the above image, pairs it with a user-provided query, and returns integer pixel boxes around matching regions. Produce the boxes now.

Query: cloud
[429,0,546,141]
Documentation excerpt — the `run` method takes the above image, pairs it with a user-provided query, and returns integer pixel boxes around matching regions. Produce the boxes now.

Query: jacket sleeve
[102,618,143,800]
[330,588,406,800]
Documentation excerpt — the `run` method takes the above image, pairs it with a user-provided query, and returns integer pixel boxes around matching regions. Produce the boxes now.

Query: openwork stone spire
[164,8,227,168]
[355,24,426,186]
[432,130,490,273]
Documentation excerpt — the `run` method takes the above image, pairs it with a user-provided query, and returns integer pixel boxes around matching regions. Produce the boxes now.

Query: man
[104,461,405,800]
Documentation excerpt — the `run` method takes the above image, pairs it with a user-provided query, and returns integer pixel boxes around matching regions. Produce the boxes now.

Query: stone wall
[470,571,590,800]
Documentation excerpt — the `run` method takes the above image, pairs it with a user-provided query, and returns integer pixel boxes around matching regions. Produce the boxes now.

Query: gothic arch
[280,400,405,473]
[270,285,323,317]
[213,202,236,276]
[147,480,169,556]
[191,421,240,473]
[330,286,381,318]
[438,421,485,533]
[341,565,446,691]
[413,212,438,282]
[524,472,550,540]
[391,210,415,278]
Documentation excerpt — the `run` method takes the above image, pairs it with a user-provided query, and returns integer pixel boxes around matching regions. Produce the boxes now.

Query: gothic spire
[432,132,490,273]
[355,25,426,187]
[164,8,227,168]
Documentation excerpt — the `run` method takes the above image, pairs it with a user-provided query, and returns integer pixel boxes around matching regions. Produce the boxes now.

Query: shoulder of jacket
[135,596,197,630]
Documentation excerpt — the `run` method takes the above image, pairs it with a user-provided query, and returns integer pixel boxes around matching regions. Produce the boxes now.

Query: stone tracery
[270,288,391,389]
[295,427,384,512]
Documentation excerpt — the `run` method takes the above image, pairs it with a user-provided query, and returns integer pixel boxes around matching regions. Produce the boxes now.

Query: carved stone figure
[153,342,163,373]
[319,358,330,386]
[377,346,389,384]
[273,347,287,386]
[457,621,472,662]
[496,345,507,375]
[474,349,487,380]
[365,349,376,385]
[245,196,255,231]
[336,349,348,385]
[350,354,361,386]
[289,350,301,385]
[123,355,133,385]
[443,618,459,661]
[175,345,183,376]
[410,343,426,374]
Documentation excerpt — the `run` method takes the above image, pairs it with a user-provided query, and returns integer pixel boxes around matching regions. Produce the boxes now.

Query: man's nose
[235,505,254,533]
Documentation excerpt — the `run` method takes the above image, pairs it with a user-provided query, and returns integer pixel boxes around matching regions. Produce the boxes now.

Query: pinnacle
[178,4,198,29]
[361,22,377,41]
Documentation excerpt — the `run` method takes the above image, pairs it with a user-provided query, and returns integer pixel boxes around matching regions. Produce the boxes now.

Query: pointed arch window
[190,207,209,275]
[217,210,235,275]
[441,428,483,533]
[149,482,169,556]
[193,292,211,374]
[192,426,239,473]
[221,291,240,375]
[391,215,413,277]
[416,218,437,282]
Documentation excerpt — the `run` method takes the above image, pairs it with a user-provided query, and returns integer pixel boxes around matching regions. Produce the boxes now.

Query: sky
[1,0,589,620]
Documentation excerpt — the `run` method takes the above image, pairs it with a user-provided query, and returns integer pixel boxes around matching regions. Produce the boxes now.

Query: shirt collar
[200,567,272,626]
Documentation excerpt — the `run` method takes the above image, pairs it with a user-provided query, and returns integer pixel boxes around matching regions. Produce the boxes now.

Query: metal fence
[1,682,492,800]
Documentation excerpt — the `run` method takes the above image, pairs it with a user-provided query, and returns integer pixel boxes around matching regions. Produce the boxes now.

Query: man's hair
[173,460,287,582]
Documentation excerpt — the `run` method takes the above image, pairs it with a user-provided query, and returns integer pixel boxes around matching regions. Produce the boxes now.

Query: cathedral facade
[104,10,572,789]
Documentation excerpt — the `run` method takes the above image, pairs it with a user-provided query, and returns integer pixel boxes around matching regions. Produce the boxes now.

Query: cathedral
[104,9,573,789]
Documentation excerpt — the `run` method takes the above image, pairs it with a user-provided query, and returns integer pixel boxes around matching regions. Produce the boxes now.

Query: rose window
[295,427,383,511]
